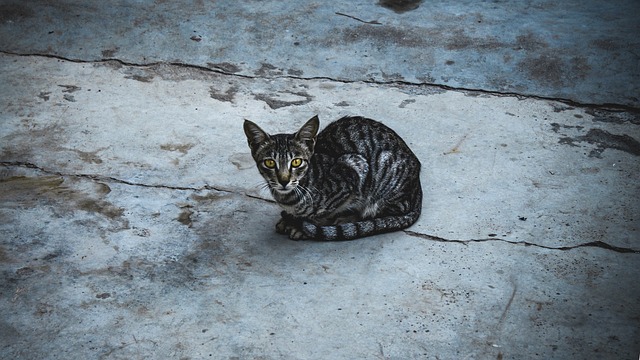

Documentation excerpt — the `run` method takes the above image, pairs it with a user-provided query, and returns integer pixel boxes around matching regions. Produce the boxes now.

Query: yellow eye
[263,159,276,169]
[291,158,303,168]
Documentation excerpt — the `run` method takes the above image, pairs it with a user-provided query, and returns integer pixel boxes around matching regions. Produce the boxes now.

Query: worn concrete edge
[2,161,638,255]
[2,50,639,113]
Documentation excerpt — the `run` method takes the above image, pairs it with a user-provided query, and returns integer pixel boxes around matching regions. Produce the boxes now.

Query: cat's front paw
[275,216,307,240]
[276,217,289,234]
[288,227,306,240]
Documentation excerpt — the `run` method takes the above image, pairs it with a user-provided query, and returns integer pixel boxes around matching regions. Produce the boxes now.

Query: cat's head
[243,115,319,196]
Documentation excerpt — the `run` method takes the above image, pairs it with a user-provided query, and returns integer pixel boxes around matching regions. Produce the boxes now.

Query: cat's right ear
[244,119,270,151]
[294,115,319,152]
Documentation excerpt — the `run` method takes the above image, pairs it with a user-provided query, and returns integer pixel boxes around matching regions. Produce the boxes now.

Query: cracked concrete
[1,1,639,359]
[2,1,640,107]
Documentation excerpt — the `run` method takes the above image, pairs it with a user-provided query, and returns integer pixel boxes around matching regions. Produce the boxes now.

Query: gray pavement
[1,1,639,359]
[2,0,639,107]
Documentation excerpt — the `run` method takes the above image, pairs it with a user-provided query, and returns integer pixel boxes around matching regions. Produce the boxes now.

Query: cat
[243,115,422,240]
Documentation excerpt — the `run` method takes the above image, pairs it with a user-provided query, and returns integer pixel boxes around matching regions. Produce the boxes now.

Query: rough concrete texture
[1,0,639,107]
[1,1,639,359]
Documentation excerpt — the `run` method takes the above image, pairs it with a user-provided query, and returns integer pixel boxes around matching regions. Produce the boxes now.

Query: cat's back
[316,116,416,157]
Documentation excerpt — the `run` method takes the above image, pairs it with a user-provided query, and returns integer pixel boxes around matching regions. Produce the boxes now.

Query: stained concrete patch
[177,206,194,227]
[378,0,424,14]
[124,74,154,83]
[209,84,238,103]
[0,3,34,22]
[255,63,286,77]
[68,147,106,164]
[101,48,119,57]
[558,129,640,158]
[444,29,504,51]
[228,153,254,170]
[399,98,416,108]
[331,24,431,48]
[518,54,591,88]
[0,172,128,231]
[514,32,549,51]
[58,84,81,93]
[0,175,65,205]
[586,108,640,125]
[160,143,195,154]
[550,108,640,158]
[253,91,313,109]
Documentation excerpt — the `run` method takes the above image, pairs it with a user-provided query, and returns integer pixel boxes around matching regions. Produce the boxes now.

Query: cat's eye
[263,159,276,169]
[291,158,303,168]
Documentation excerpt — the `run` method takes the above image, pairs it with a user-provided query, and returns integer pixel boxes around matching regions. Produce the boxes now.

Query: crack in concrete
[0,161,275,203]
[2,52,638,252]
[403,230,640,254]
[0,161,640,254]
[1,161,636,253]
[2,50,638,112]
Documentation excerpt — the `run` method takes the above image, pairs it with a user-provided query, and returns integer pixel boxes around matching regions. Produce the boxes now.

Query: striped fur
[244,115,422,240]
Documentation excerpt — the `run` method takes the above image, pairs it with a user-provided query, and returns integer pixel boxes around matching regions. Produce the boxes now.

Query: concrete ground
[1,1,639,359]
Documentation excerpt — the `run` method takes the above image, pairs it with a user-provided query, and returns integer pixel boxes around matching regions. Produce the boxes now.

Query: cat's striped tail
[301,201,422,241]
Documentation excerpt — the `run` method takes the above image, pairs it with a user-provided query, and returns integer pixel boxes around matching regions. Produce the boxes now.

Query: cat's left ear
[295,115,319,152]
[244,119,271,152]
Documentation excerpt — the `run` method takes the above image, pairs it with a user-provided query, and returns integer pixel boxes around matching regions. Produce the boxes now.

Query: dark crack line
[335,12,382,25]
[0,161,276,204]
[1,50,637,112]
[403,230,639,254]
[2,160,637,252]
[0,50,256,80]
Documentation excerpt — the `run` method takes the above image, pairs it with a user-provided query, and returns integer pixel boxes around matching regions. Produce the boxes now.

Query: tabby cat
[243,115,422,240]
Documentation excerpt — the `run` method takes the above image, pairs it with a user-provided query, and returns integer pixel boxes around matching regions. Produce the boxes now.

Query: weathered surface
[1,56,638,249]
[1,1,639,359]
[0,1,639,106]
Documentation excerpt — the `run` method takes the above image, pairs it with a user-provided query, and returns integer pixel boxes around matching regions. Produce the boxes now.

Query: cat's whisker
[293,186,304,204]
[252,181,278,198]
[252,180,268,190]
[305,184,319,197]
[297,184,314,204]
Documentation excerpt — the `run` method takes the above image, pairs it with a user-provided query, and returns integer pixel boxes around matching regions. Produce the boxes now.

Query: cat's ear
[295,115,319,151]
[244,119,270,151]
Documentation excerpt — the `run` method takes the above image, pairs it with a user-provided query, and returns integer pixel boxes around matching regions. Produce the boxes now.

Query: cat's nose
[277,172,290,188]
[278,178,289,188]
